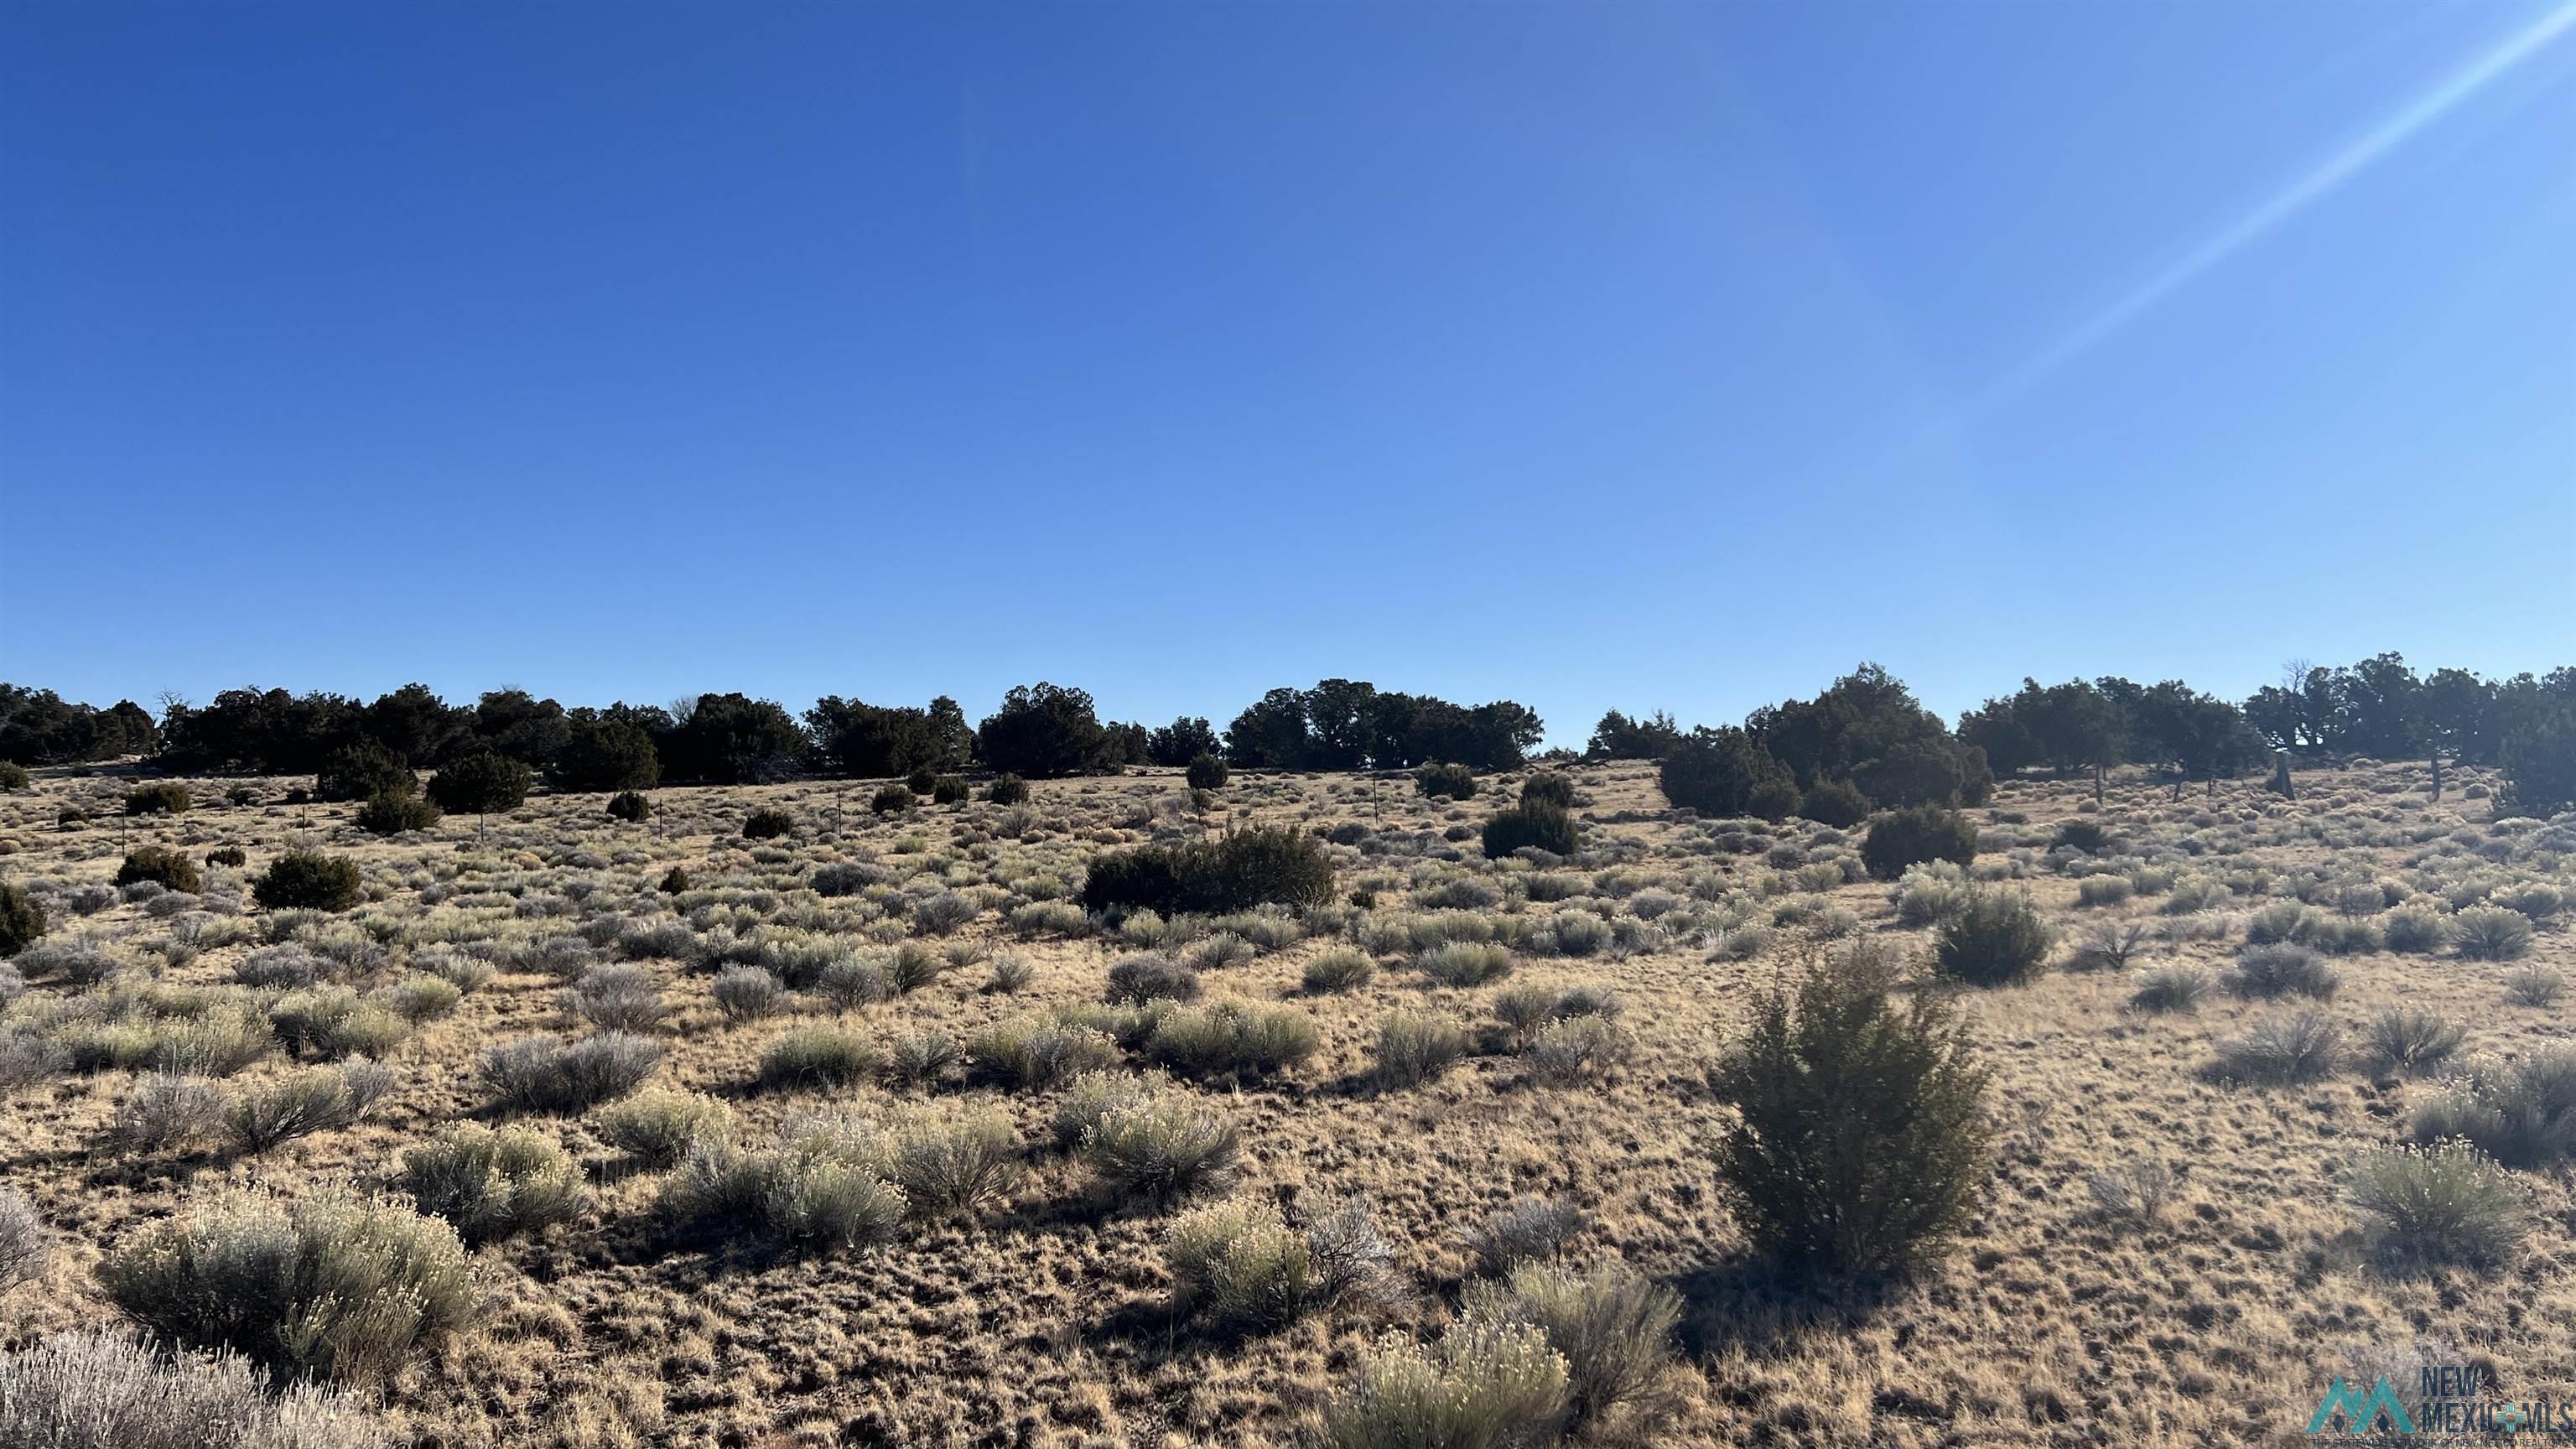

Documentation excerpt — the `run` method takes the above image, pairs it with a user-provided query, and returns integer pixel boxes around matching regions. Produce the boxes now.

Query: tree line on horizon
[0,651,2569,817]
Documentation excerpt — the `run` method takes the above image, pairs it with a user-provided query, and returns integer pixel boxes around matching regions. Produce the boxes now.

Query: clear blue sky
[4,2,2570,745]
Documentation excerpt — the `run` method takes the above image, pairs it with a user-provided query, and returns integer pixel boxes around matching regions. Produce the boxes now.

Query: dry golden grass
[0,757,2569,1446]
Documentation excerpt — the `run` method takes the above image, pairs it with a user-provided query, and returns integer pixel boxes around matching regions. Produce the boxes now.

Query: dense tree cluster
[1219,678,1544,772]
[0,686,158,765]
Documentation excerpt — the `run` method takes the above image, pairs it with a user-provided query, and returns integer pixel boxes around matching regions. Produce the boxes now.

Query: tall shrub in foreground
[1,880,49,958]
[1860,804,1978,880]
[1703,948,1993,1273]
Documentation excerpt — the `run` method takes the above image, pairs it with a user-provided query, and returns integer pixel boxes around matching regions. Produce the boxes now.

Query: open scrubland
[1,756,2570,1447]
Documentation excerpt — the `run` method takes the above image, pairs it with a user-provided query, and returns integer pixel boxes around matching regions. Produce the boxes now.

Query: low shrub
[481,1031,662,1112]
[1415,762,1478,800]
[986,773,1030,805]
[1302,948,1376,994]
[2075,875,2132,908]
[1187,753,1230,791]
[2363,1008,2464,1074]
[606,790,653,822]
[402,1123,587,1244]
[2068,921,2150,972]
[971,1015,1120,1090]
[1481,802,1579,860]
[204,845,247,868]
[1704,947,1992,1272]
[1318,1321,1571,1449]
[563,963,667,1032]
[2504,967,2567,1008]
[117,847,201,895]
[1374,1010,1468,1089]
[1107,953,1201,1005]
[1933,891,2054,988]
[1860,806,1977,880]
[2230,943,2340,1000]
[2052,819,2111,854]
[269,986,410,1059]
[596,1088,735,1167]
[1461,1261,1680,1438]
[0,1327,390,1449]
[659,1112,906,1254]
[0,882,45,958]
[931,774,969,804]
[2449,906,2534,961]
[1083,827,1337,917]
[2381,906,2445,953]
[758,1026,878,1090]
[870,785,915,815]
[712,964,790,1023]
[888,1110,1020,1221]
[911,891,977,936]
[740,808,794,839]
[1,1185,49,1292]
[0,761,24,792]
[1081,1093,1239,1207]
[1519,772,1576,810]
[252,852,362,911]
[1466,1196,1587,1276]
[2215,1010,2345,1083]
[1525,1015,1625,1086]
[122,782,192,816]
[886,1028,962,1088]
[1417,940,1513,987]
[226,1064,392,1154]
[1147,1001,1320,1083]
[112,1072,228,1153]
[98,1191,476,1383]
[1164,1197,1315,1330]
[2349,1141,2525,1270]
[2407,1046,2576,1169]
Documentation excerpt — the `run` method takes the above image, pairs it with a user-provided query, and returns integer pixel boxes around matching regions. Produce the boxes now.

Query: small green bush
[1703,947,1992,1271]
[426,750,532,818]
[595,1088,735,1167]
[226,1065,392,1154]
[971,1015,1120,1091]
[1164,1197,1314,1329]
[758,1026,878,1090]
[658,1112,906,1254]
[2349,1141,2525,1270]
[870,784,915,814]
[1525,1015,1626,1086]
[314,743,409,803]
[1083,826,1336,917]
[403,1122,587,1244]
[116,846,202,895]
[2449,906,2534,961]
[1745,778,1802,823]
[1417,940,1514,987]
[203,845,247,868]
[1482,801,1579,860]
[740,808,794,839]
[480,1031,662,1111]
[98,1191,475,1384]
[122,782,192,816]
[931,774,969,804]
[1318,1321,1571,1449]
[252,851,362,911]
[659,866,690,894]
[1302,948,1376,994]
[2215,1010,2345,1083]
[2407,1046,2576,1169]
[2381,906,2445,953]
[986,773,1030,805]
[1460,1262,1680,1438]
[1519,772,1575,810]
[0,761,27,792]
[1932,891,2054,988]
[905,766,938,796]
[1187,753,1230,791]
[1795,778,1869,828]
[356,789,441,835]
[1415,761,1478,800]
[606,789,653,822]
[1860,805,1977,880]
[889,1110,1020,1221]
[1106,953,1201,1005]
[1147,1001,1320,1083]
[2363,1008,2464,1074]
[2230,943,2340,1000]
[0,882,44,958]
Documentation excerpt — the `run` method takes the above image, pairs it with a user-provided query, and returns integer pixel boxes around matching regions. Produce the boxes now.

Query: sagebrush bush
[116,846,202,895]
[226,1064,392,1154]
[251,852,361,911]
[972,1015,1120,1090]
[1703,948,1992,1272]
[113,1072,228,1153]
[2407,1046,2576,1169]
[1147,1000,1320,1083]
[1083,826,1336,917]
[1164,1197,1314,1330]
[403,1123,587,1244]
[1080,1093,1239,1207]
[596,1088,735,1167]
[1415,762,1478,800]
[740,808,794,839]
[1466,1196,1586,1276]
[2069,920,2150,972]
[1526,1015,1625,1086]
[269,986,409,1059]
[2231,943,2340,1000]
[712,964,789,1023]
[0,1327,390,1449]
[2364,1008,2465,1074]
[1933,890,2054,988]
[659,1113,906,1254]
[563,963,667,1032]
[759,1025,878,1090]
[2449,906,2534,961]
[1106,952,1201,1005]
[889,1110,1020,1221]
[2349,1141,2525,1270]
[1318,1322,1571,1449]
[2215,1010,2345,1083]
[1860,805,1977,880]
[2503,967,2567,1008]
[99,1191,477,1383]
[1481,801,1579,860]
[0,881,45,958]
[481,1031,662,1111]
[1302,948,1376,994]
[1417,940,1513,987]
[0,1184,47,1292]
[122,782,193,816]
[1460,1261,1680,1437]
[1374,1010,1468,1089]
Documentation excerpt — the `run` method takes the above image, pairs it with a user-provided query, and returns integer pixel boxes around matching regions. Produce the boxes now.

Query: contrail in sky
[1975,0,2576,408]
